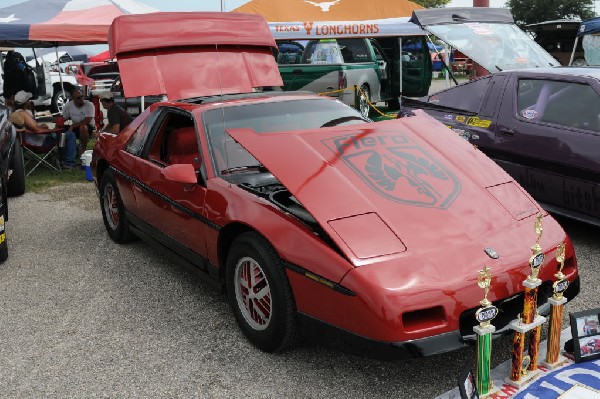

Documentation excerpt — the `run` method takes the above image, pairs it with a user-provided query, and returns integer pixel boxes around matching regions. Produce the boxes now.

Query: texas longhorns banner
[268,17,425,40]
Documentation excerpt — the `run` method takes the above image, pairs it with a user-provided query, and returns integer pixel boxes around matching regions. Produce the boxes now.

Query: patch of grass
[25,167,93,193]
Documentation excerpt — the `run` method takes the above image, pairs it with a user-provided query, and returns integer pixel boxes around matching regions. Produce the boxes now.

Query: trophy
[506,213,547,388]
[473,266,499,397]
[542,243,569,369]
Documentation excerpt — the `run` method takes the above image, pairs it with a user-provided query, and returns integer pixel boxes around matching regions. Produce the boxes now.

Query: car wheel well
[217,223,261,281]
[95,159,109,185]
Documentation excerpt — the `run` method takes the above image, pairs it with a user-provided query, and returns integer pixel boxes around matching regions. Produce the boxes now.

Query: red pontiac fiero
[92,12,580,357]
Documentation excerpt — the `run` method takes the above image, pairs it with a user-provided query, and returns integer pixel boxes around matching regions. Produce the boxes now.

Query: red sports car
[92,12,580,357]
[581,338,600,356]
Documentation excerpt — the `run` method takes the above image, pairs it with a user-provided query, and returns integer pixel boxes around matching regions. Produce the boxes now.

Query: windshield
[426,22,559,73]
[204,98,369,176]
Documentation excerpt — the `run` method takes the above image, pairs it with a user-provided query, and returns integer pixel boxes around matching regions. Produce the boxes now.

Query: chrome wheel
[234,256,272,331]
[359,85,370,119]
[103,183,120,231]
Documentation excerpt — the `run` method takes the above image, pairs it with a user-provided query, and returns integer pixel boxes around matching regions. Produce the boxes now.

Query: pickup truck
[277,37,432,117]
[399,67,600,226]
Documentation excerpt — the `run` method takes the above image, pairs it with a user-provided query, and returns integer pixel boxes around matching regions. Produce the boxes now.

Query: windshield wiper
[320,115,368,128]
[220,165,268,175]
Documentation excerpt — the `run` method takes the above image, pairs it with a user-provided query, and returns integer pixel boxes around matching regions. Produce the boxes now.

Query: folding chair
[18,130,62,176]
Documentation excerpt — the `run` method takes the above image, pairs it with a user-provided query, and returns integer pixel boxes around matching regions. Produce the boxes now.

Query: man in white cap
[98,92,133,135]
[9,90,77,169]
[62,88,95,157]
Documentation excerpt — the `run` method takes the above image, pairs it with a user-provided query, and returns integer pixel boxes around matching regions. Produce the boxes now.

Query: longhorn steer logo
[324,133,461,208]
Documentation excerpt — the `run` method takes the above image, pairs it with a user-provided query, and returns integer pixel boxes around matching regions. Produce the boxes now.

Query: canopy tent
[232,0,423,22]
[572,17,600,65]
[0,0,157,48]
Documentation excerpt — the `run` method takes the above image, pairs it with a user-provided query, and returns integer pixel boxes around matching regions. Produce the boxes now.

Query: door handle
[499,128,515,136]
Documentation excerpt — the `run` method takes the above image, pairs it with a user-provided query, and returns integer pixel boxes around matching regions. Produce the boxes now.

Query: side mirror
[160,164,197,184]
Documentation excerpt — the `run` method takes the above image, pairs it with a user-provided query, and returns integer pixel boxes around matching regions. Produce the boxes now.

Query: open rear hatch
[108,12,283,99]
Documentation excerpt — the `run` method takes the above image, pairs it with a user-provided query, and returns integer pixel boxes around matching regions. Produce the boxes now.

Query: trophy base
[505,369,542,389]
[540,355,569,370]
[508,314,546,334]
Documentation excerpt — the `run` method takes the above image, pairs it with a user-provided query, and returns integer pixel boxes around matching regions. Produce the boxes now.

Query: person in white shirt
[62,89,95,157]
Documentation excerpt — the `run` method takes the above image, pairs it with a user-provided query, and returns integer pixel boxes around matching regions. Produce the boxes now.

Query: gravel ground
[1,182,598,398]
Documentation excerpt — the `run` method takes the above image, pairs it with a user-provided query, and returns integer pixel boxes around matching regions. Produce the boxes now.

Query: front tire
[50,89,68,114]
[7,138,25,197]
[226,232,297,353]
[100,169,132,244]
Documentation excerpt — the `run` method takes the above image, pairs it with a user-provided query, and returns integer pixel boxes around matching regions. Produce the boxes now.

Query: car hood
[228,113,541,265]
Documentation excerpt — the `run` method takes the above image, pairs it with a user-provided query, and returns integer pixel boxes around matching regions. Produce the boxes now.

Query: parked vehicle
[0,102,27,262]
[399,67,600,227]
[109,75,163,117]
[527,20,585,66]
[276,37,432,117]
[94,11,580,357]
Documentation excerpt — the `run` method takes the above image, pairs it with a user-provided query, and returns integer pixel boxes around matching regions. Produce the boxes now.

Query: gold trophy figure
[542,243,569,369]
[474,266,499,397]
[506,213,547,388]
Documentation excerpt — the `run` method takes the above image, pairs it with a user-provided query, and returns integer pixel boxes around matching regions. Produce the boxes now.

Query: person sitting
[98,92,133,135]
[10,90,77,169]
[62,89,94,157]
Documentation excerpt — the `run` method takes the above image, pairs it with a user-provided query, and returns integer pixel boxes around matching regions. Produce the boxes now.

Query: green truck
[276,37,432,117]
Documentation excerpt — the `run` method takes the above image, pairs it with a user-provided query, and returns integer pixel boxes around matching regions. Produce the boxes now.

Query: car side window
[146,111,202,170]
[338,39,372,63]
[517,78,600,132]
[428,77,491,113]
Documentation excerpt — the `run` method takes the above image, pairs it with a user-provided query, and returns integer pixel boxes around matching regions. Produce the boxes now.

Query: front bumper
[300,276,580,360]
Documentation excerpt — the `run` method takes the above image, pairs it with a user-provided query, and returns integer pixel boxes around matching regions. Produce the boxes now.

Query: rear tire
[7,138,25,197]
[100,169,132,244]
[358,84,371,119]
[226,232,297,352]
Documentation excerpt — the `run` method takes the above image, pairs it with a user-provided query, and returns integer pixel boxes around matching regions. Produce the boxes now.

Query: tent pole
[55,45,66,114]
[399,37,403,106]
[568,36,579,66]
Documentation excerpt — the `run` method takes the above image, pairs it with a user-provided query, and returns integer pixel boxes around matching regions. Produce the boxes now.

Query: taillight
[338,70,347,90]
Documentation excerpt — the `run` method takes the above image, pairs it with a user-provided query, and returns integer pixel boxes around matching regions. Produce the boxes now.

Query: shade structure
[0,0,157,48]
[232,0,423,22]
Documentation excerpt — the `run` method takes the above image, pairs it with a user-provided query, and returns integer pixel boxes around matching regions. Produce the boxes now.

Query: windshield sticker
[444,114,454,120]
[323,133,461,209]
[464,22,494,35]
[466,117,492,128]
[456,115,466,123]
[522,109,538,119]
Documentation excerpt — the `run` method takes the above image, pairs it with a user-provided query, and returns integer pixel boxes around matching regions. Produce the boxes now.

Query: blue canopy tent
[570,17,600,65]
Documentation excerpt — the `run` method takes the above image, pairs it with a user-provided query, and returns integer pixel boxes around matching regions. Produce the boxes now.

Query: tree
[508,0,595,28]
[412,0,452,8]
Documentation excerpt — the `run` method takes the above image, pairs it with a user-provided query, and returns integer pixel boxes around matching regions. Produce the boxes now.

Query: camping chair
[18,129,62,176]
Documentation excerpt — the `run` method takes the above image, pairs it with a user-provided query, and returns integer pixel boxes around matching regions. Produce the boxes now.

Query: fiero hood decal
[228,114,540,264]
[321,130,460,209]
